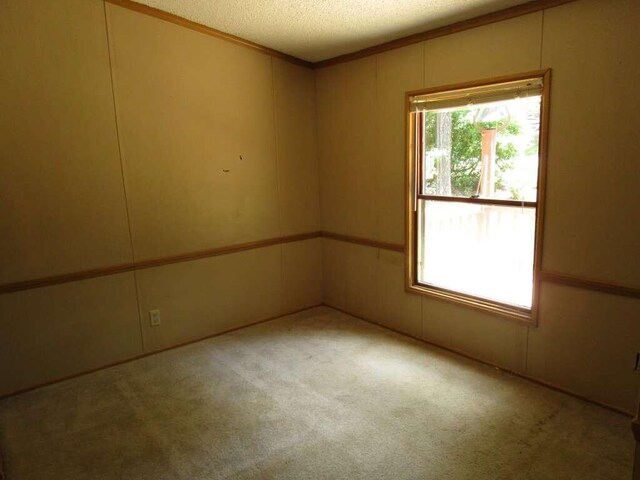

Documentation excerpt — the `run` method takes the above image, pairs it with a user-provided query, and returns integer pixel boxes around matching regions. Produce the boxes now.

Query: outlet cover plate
[149,309,161,327]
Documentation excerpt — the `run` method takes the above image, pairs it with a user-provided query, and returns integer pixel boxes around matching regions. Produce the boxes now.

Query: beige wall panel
[423,12,542,88]
[316,57,378,237]
[528,283,640,412]
[376,250,422,338]
[376,44,424,245]
[136,246,282,352]
[321,239,350,310]
[0,0,133,284]
[0,273,141,396]
[282,239,323,312]
[421,298,528,373]
[541,0,640,287]
[107,4,280,260]
[345,244,380,322]
[316,65,350,234]
[273,59,321,235]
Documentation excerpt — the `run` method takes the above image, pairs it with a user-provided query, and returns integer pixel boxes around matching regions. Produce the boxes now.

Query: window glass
[408,73,548,317]
[417,200,535,308]
[422,96,541,202]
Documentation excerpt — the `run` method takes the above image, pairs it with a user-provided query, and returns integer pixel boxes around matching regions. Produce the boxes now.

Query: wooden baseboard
[323,302,633,417]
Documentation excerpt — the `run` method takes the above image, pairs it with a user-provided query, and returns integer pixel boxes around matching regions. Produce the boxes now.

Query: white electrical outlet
[149,309,161,327]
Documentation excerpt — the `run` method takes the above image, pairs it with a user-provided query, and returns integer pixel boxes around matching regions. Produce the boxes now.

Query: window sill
[406,282,536,325]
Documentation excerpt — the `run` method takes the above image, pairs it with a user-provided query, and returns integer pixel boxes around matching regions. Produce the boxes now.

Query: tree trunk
[436,112,452,195]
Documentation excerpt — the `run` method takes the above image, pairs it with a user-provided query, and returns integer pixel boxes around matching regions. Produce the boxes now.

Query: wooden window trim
[418,195,537,209]
[405,69,551,325]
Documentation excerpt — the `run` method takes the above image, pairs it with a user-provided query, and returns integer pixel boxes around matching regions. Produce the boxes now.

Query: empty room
[1,0,639,478]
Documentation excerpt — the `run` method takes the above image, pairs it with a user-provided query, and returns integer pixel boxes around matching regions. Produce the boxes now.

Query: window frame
[405,70,551,325]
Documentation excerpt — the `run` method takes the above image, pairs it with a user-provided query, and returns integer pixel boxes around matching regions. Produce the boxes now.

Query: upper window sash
[418,194,536,208]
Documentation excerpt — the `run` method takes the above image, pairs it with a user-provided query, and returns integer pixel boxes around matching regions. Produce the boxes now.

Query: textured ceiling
[134,0,533,62]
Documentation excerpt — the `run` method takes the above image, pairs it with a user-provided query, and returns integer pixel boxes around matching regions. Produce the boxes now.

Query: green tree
[425,110,519,197]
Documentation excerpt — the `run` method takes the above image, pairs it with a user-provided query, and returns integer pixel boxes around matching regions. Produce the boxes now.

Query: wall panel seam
[103,0,145,355]
[539,9,545,70]
[270,56,284,238]
[103,0,136,264]
[270,57,287,315]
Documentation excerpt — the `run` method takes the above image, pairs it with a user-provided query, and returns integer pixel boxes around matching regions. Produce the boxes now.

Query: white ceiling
[135,0,532,62]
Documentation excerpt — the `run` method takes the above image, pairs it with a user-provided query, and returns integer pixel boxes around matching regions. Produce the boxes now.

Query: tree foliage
[425,110,520,197]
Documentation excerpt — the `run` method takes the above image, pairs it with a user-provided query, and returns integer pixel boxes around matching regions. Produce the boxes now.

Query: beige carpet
[0,307,632,479]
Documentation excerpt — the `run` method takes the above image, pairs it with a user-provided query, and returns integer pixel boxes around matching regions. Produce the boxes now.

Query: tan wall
[0,0,133,285]
[2,0,638,416]
[317,0,640,413]
[0,0,321,396]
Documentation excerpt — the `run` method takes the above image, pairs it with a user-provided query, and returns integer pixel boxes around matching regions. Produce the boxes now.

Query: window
[406,71,550,323]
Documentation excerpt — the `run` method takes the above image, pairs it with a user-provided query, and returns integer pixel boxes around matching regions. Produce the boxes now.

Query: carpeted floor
[0,307,633,479]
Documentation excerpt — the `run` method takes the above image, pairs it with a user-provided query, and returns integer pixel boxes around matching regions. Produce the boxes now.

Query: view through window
[407,73,548,318]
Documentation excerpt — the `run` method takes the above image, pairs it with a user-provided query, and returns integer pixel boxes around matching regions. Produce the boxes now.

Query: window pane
[417,200,535,308]
[422,96,540,202]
